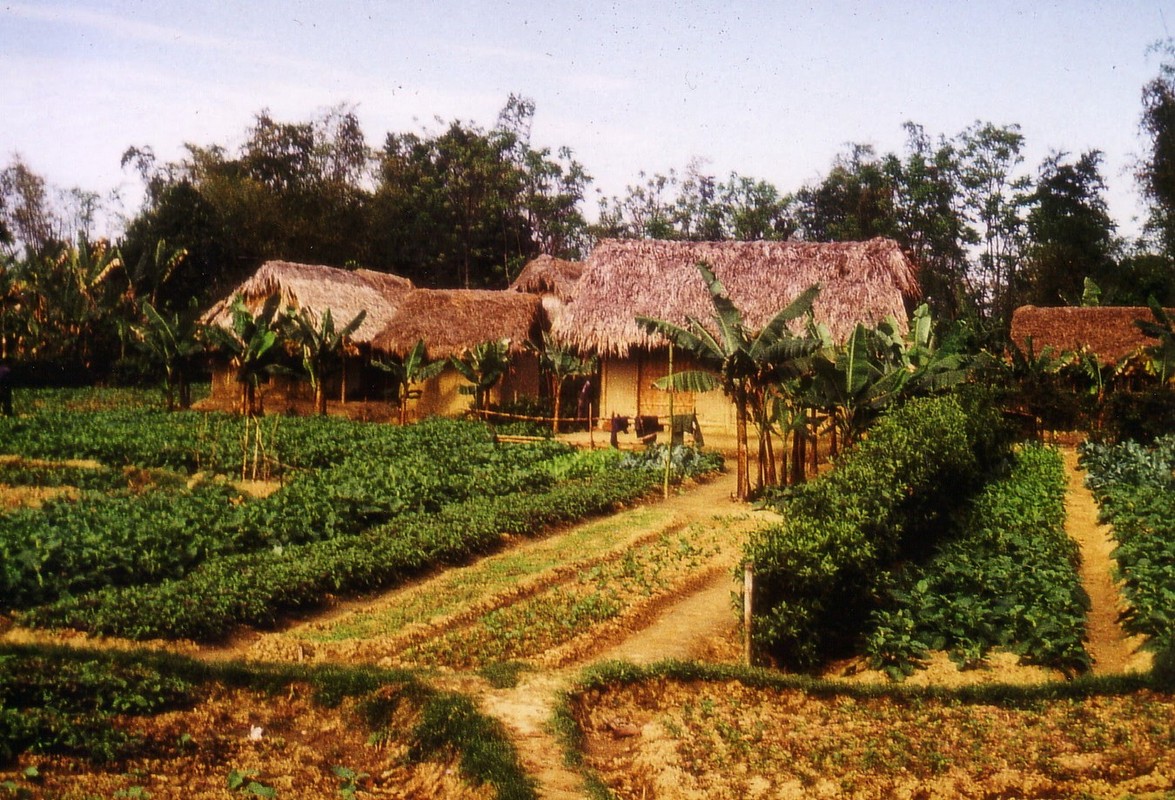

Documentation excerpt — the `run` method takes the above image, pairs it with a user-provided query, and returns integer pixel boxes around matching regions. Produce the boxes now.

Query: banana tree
[132,298,206,410]
[810,304,968,449]
[534,339,597,433]
[638,261,819,500]
[1136,297,1175,385]
[203,293,288,416]
[451,338,511,414]
[374,339,447,424]
[287,306,367,415]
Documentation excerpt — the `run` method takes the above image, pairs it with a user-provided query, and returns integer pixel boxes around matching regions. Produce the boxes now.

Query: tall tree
[374,340,447,425]
[956,121,1033,325]
[884,123,974,322]
[638,263,820,500]
[794,144,898,242]
[131,298,206,410]
[1025,150,1119,306]
[0,156,62,256]
[286,306,367,415]
[451,339,512,413]
[203,294,288,416]
[1139,39,1175,259]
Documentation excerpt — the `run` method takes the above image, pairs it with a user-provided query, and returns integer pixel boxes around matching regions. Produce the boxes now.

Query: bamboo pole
[664,343,674,499]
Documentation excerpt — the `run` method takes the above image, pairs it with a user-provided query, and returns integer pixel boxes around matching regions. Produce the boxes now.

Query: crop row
[1,420,569,612]
[866,444,1090,678]
[0,408,496,474]
[1080,434,1175,649]
[745,393,1012,670]
[22,468,660,642]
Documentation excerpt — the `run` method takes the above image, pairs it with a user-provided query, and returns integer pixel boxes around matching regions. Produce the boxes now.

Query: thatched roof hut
[510,254,583,302]
[1010,305,1172,365]
[202,260,414,344]
[372,289,544,358]
[552,238,920,356]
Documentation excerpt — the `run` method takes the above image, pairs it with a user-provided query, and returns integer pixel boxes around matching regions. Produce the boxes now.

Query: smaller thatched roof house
[510,254,583,303]
[510,254,583,328]
[1010,305,1172,365]
[202,260,414,344]
[201,260,415,412]
[371,289,545,418]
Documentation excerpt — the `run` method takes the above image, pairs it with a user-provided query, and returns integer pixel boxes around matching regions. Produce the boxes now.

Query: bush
[745,394,1011,670]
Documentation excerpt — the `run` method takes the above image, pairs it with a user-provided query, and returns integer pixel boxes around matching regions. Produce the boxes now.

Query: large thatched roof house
[1010,305,1171,366]
[371,289,545,418]
[553,237,921,433]
[201,260,415,411]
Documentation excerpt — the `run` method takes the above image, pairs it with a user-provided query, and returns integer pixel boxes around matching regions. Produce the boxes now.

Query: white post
[744,561,754,666]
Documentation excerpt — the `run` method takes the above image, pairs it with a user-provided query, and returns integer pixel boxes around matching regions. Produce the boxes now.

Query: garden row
[1080,434,1175,650]
[3,405,719,641]
[747,393,1089,675]
[0,403,455,474]
[866,443,1089,677]
[0,643,536,799]
[1,418,568,611]
[22,468,662,642]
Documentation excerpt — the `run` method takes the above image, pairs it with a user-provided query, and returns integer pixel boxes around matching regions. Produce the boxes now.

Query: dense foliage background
[3,42,1175,380]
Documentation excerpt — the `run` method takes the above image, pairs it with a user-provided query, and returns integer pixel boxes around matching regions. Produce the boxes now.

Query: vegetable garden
[3,385,1175,798]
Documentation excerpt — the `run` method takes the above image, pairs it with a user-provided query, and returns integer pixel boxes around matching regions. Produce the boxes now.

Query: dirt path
[467,469,768,799]
[1061,447,1150,675]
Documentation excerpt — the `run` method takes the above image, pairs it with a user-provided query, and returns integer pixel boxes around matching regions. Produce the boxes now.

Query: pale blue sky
[1,1,1170,237]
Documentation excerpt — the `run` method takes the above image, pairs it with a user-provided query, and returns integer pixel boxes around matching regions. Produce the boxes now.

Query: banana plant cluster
[202,293,366,417]
[638,261,969,499]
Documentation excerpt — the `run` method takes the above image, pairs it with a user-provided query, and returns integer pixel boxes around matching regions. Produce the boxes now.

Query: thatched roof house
[550,237,920,436]
[371,289,545,418]
[1010,305,1172,365]
[202,260,414,344]
[552,237,920,356]
[372,289,544,358]
[510,254,583,303]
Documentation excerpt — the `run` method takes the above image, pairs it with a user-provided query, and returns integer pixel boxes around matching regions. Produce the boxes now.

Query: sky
[1,1,1172,239]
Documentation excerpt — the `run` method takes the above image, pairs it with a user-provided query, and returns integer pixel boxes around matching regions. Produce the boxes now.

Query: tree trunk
[735,385,750,500]
[315,380,327,416]
[552,377,563,434]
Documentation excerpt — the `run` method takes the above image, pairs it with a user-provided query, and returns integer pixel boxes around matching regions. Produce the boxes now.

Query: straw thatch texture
[372,289,544,358]
[509,254,584,302]
[552,238,920,356]
[1010,305,1172,365]
[202,261,414,344]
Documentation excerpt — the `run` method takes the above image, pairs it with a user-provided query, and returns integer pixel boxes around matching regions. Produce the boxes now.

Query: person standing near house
[0,360,13,416]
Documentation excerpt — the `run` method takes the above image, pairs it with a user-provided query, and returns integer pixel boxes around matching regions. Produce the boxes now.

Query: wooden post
[743,561,754,667]
[664,343,673,499]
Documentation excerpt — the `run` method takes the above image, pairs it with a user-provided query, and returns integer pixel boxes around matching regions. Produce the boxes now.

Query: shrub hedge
[745,393,1011,670]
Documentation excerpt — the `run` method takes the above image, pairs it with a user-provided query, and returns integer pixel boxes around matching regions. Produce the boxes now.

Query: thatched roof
[509,254,583,302]
[1010,305,1172,365]
[371,289,544,358]
[552,237,920,356]
[202,260,414,344]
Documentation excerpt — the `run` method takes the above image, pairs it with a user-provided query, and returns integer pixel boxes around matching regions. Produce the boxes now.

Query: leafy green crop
[1080,434,1175,648]
[867,444,1090,678]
